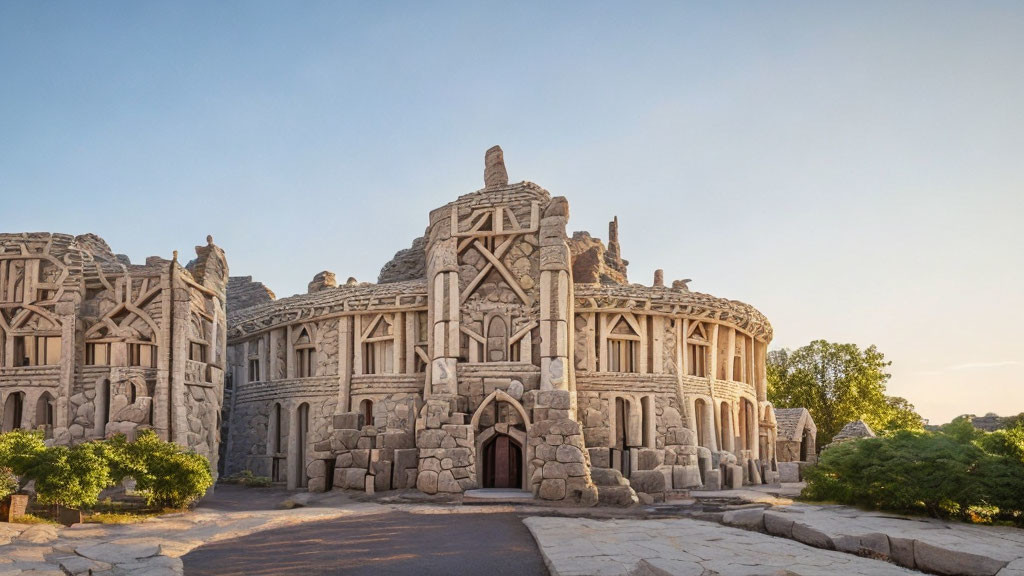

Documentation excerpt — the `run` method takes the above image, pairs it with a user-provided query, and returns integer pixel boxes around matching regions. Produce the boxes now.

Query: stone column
[426,232,459,398]
[287,402,299,490]
[55,298,77,430]
[285,325,295,379]
[337,316,352,413]
[169,265,191,446]
[152,269,172,441]
[539,197,571,391]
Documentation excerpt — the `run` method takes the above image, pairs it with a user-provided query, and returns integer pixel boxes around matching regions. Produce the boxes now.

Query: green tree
[767,340,922,445]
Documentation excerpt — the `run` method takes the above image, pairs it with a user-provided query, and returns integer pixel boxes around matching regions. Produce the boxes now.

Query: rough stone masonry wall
[414,399,475,494]
[527,390,598,504]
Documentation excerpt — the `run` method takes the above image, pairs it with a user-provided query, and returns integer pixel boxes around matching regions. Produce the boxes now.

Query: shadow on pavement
[182,510,549,576]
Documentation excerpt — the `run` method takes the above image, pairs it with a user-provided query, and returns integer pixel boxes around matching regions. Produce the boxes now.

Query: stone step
[462,489,538,505]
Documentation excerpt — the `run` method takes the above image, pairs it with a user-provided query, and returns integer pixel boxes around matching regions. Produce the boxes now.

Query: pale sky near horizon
[1,2,1021,424]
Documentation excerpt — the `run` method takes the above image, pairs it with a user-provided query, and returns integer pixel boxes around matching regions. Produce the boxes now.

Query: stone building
[223,147,783,503]
[0,233,228,476]
[774,407,817,483]
[774,407,816,463]
[828,420,875,447]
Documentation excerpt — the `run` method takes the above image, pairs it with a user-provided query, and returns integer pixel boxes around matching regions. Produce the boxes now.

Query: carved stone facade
[223,147,782,503]
[0,233,228,477]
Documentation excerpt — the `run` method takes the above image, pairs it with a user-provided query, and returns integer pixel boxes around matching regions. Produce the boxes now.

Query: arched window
[719,402,732,452]
[359,399,374,429]
[614,397,629,450]
[3,391,25,432]
[640,396,653,449]
[295,403,309,489]
[486,316,508,362]
[35,392,55,429]
[271,403,285,483]
[694,398,710,448]
[295,329,316,378]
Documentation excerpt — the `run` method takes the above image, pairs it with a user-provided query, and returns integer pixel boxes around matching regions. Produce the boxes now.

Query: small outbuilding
[774,408,817,463]
[829,420,876,447]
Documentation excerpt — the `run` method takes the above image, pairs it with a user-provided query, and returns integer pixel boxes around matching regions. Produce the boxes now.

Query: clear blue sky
[2,1,1022,424]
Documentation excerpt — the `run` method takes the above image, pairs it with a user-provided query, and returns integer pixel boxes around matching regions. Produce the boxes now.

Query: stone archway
[470,389,531,431]
[471,390,531,490]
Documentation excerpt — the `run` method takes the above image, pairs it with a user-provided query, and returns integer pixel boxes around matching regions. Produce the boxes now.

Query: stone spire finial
[608,216,621,256]
[484,145,508,188]
[206,235,214,246]
[654,269,664,287]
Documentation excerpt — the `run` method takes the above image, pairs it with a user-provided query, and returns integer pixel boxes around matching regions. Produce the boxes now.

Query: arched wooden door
[482,434,522,489]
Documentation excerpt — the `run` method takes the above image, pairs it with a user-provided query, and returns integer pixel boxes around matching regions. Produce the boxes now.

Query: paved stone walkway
[719,504,1024,576]
[4,483,1024,576]
[523,516,920,576]
[0,488,382,575]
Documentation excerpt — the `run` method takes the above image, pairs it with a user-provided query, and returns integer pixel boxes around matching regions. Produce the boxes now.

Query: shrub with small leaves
[126,430,213,508]
[0,467,18,501]
[803,425,1024,524]
[31,443,112,510]
[0,430,46,479]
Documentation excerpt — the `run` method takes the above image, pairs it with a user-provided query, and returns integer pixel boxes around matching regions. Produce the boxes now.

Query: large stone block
[590,467,628,487]
[380,431,414,450]
[417,470,439,494]
[637,449,663,470]
[393,448,419,472]
[673,465,702,489]
[543,462,568,479]
[437,470,461,493]
[555,444,584,463]
[597,485,638,506]
[539,479,566,500]
[722,508,765,531]
[339,468,367,490]
[700,469,721,491]
[373,461,393,492]
[416,429,447,449]
[333,412,361,430]
[588,447,610,468]
[334,429,360,450]
[629,470,666,494]
[778,461,801,483]
[351,449,370,469]
[725,464,744,489]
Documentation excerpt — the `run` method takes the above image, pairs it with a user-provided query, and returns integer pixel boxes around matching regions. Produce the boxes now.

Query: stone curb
[718,507,1013,576]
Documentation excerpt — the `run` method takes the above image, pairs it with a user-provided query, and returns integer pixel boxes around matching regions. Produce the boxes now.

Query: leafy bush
[0,467,18,500]
[0,429,46,479]
[0,429,213,511]
[119,430,213,509]
[803,424,1024,524]
[31,443,112,510]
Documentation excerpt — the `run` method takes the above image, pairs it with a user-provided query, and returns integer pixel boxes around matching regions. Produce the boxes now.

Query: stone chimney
[484,145,508,188]
[308,270,337,293]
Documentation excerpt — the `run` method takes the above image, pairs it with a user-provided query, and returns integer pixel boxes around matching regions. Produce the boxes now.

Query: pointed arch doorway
[482,434,522,489]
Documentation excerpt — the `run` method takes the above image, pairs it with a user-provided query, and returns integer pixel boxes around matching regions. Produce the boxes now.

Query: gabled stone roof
[831,420,875,444]
[774,407,816,442]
